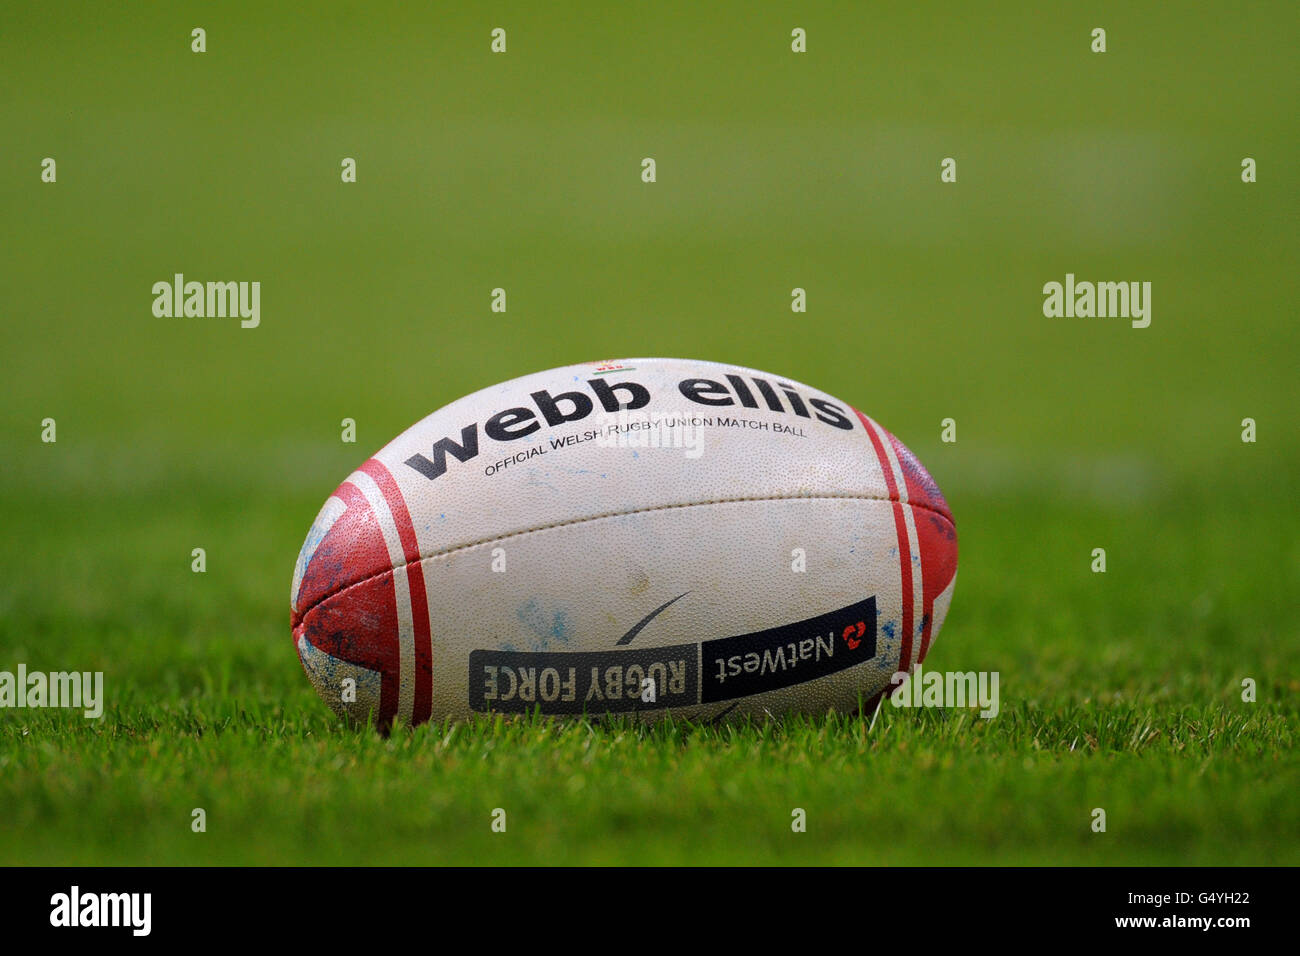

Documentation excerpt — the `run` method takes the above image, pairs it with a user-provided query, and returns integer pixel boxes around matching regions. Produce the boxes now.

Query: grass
[1,1,1297,865]
[1,459,1295,865]
[2,703,1293,866]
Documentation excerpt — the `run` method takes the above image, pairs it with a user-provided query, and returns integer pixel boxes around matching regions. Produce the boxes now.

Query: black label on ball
[469,644,698,714]
[468,596,876,714]
[699,596,876,703]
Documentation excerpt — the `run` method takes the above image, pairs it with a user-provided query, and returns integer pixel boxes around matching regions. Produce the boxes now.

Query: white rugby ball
[291,357,957,727]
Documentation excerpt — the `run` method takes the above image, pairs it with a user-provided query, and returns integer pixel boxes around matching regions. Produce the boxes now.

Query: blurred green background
[0,2,1296,865]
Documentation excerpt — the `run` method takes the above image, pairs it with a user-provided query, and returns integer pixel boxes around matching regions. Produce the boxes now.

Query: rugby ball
[291,357,957,728]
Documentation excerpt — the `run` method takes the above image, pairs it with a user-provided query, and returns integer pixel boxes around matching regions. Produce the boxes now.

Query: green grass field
[1,2,1297,865]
